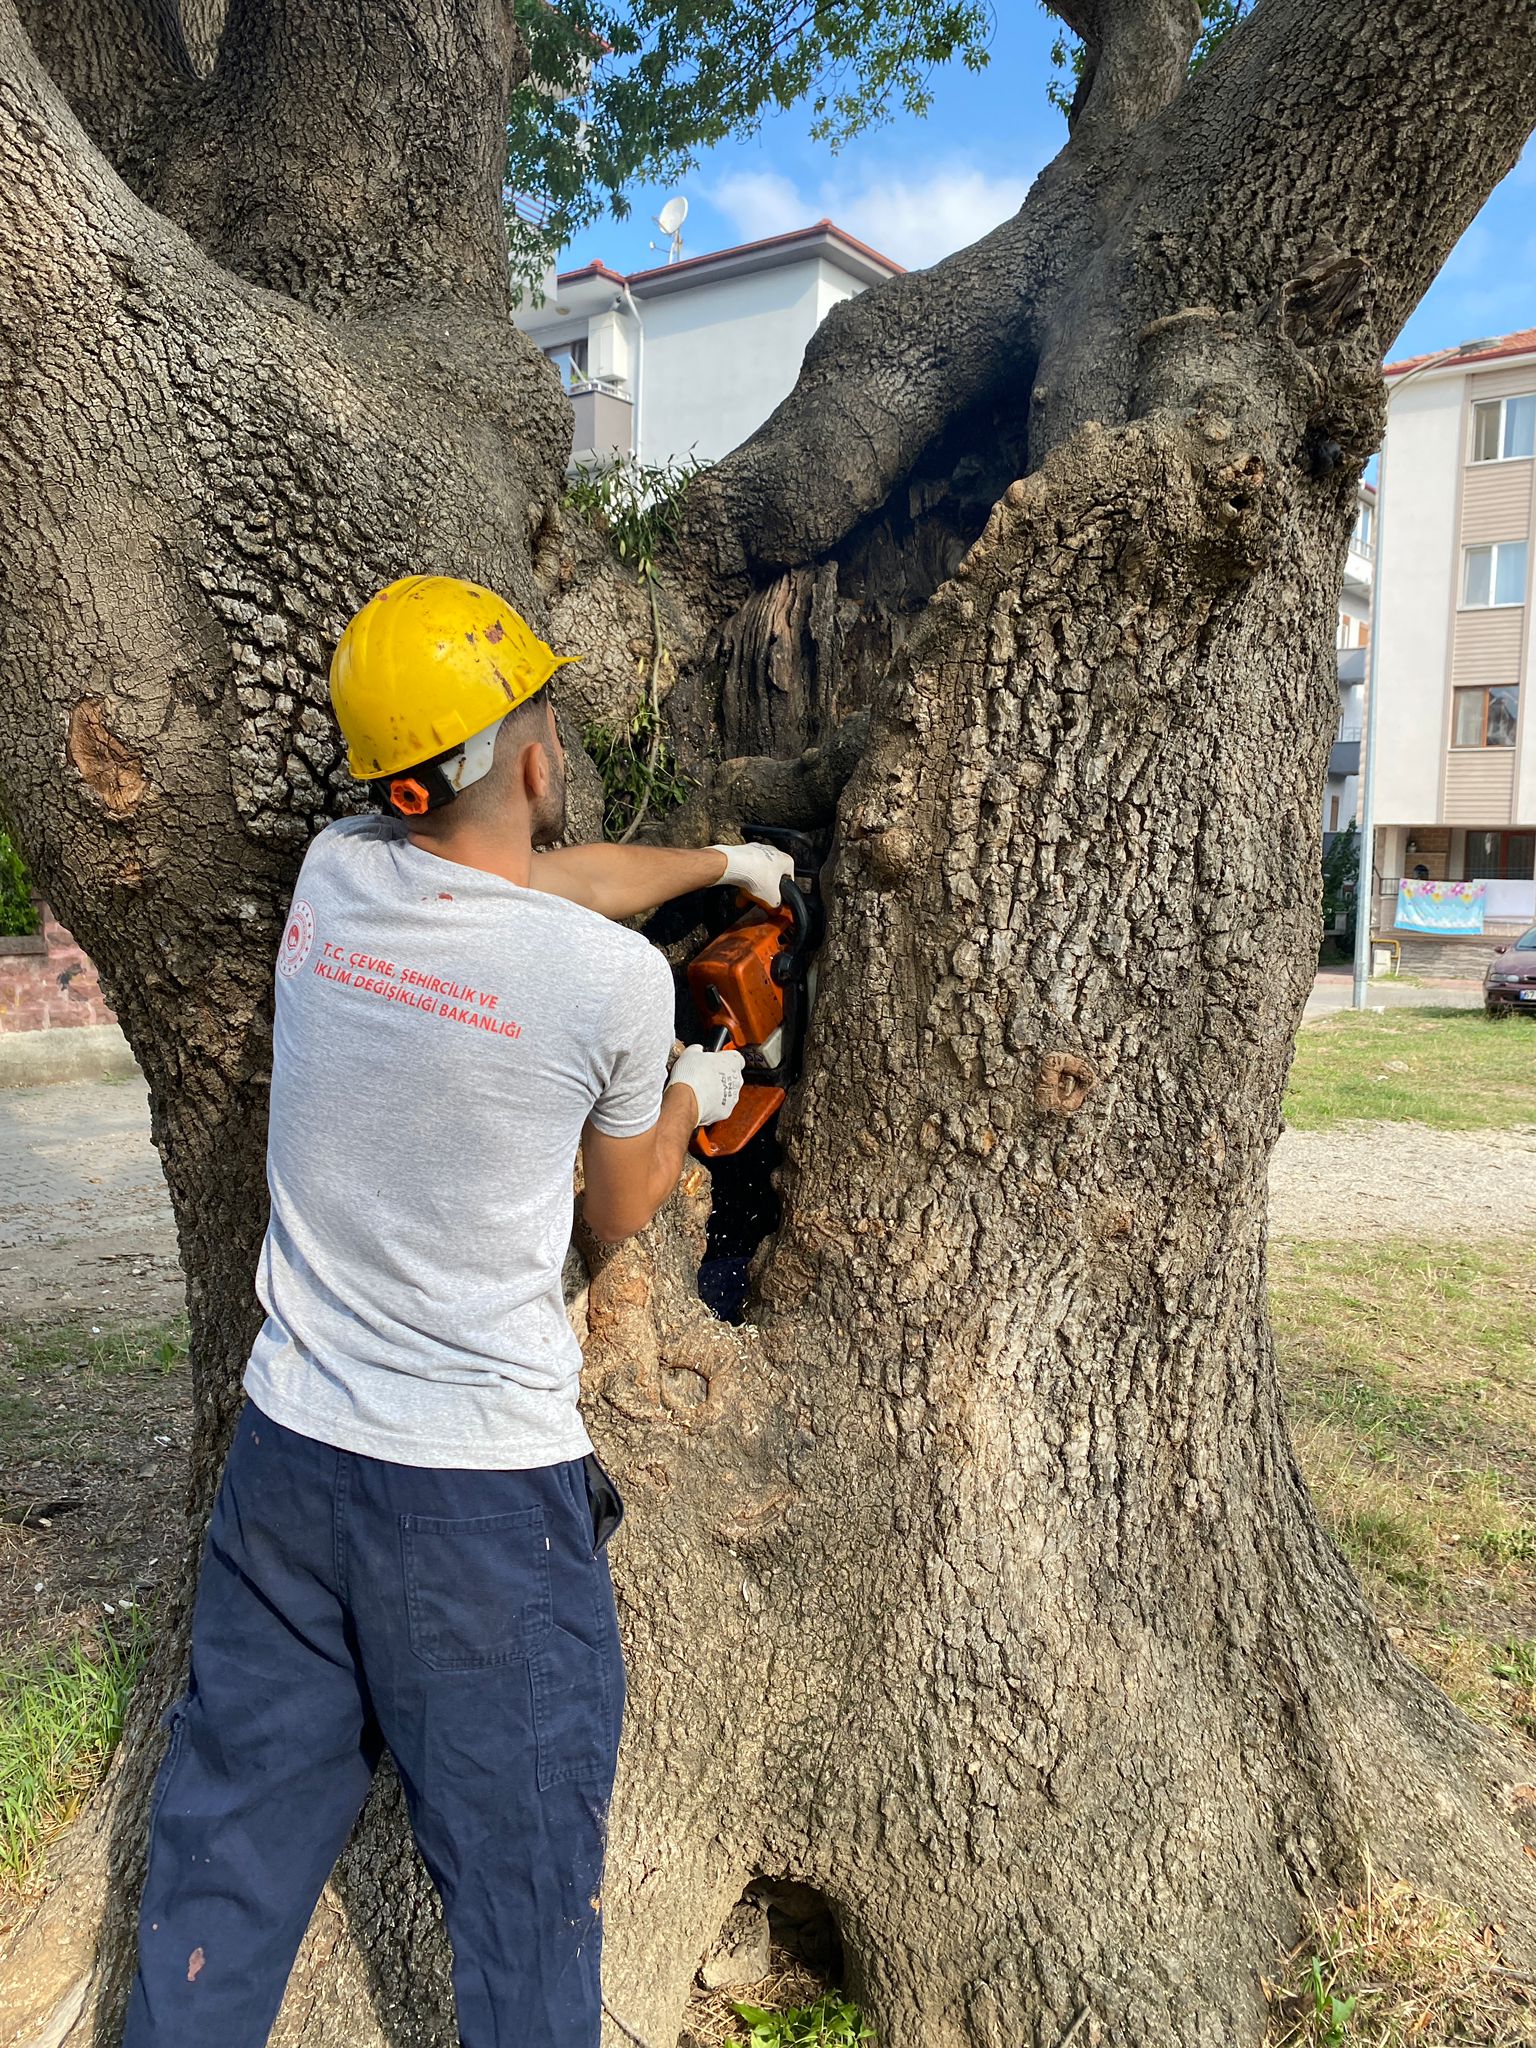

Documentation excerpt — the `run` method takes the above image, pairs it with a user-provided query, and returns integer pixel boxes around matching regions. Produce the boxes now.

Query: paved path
[0,1078,182,1326]
[1303,968,1486,1020]
[1269,1120,1536,1241]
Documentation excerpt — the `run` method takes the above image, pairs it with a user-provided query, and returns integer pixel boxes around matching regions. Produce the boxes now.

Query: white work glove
[711,842,795,908]
[668,1044,746,1127]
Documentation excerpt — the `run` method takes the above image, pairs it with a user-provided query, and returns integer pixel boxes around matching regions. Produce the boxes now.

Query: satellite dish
[652,195,688,261]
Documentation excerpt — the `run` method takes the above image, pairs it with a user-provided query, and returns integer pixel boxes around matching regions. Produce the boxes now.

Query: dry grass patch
[683,1955,856,2048]
[1266,1876,1536,2045]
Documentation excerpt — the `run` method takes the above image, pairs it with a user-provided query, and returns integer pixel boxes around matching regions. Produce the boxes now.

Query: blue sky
[563,9,1535,363]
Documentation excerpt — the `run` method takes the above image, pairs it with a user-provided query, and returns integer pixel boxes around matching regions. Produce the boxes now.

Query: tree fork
[686,0,1536,598]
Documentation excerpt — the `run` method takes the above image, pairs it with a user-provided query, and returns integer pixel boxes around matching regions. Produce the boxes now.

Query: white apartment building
[515,221,902,470]
[1325,484,1375,839]
[1369,326,1536,952]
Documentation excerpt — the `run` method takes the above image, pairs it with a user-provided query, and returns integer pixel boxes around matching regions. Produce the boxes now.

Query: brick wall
[0,904,118,1033]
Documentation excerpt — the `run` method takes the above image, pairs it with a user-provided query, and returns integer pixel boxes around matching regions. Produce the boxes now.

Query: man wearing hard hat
[123,577,791,2048]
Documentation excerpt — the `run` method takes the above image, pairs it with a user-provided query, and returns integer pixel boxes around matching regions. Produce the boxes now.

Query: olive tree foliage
[1,4,1535,2048]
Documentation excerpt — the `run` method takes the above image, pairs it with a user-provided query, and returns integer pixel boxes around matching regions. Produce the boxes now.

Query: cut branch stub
[1262,238,1376,345]
[67,698,151,819]
[1035,1050,1097,1116]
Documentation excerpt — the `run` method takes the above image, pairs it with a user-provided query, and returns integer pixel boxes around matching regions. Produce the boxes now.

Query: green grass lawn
[0,1618,145,1896]
[1,1316,187,1907]
[1286,1008,1535,1133]
[1267,1232,1536,2043]
[1271,1237,1536,1746]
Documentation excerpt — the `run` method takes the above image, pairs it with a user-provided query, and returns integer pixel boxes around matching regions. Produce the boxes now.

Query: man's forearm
[582,1085,700,1244]
[649,1083,701,1207]
[530,844,728,920]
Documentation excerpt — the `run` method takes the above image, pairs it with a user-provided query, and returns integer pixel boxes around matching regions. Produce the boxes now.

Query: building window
[543,338,588,390]
[1466,830,1536,881]
[1461,540,1528,608]
[1452,686,1519,748]
[1328,794,1341,832]
[1471,394,1536,463]
[1351,500,1374,553]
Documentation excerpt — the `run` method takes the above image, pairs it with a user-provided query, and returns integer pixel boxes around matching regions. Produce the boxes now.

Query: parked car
[1484,925,1536,1017]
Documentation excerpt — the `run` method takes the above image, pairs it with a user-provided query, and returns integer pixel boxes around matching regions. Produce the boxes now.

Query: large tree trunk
[2,4,1535,2046]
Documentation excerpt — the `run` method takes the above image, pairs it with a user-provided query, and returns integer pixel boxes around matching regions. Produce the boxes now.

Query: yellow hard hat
[329,575,576,782]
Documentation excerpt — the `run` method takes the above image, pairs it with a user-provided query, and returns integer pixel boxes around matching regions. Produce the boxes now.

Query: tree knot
[1263,238,1375,346]
[1035,1052,1096,1116]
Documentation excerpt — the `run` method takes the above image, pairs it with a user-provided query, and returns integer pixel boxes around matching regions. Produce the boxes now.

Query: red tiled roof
[552,260,629,288]
[1385,326,1536,377]
[557,220,903,290]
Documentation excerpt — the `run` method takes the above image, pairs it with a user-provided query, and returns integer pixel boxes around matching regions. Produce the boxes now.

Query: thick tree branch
[143,0,528,316]
[676,144,1114,600]
[177,0,224,68]
[16,0,194,162]
[1029,0,1536,460]
[1050,0,1203,143]
[1138,0,1536,355]
[683,0,1535,611]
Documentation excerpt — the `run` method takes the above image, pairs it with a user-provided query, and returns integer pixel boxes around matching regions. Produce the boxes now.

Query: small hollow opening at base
[681,1877,850,2047]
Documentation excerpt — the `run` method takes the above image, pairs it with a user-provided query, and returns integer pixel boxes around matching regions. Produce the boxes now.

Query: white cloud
[712,170,810,245]
[712,158,1034,272]
[834,166,1033,269]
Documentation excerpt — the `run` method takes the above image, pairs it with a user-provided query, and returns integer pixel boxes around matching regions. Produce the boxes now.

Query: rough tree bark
[1,3,1534,2046]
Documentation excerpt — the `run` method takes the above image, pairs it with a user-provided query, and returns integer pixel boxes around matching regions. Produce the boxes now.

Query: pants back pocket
[401,1509,552,1671]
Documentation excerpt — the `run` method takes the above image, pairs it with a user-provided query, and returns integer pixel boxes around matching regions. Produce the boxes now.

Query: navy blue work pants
[122,1404,625,2048]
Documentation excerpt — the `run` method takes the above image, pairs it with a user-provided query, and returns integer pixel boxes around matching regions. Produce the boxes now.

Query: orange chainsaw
[685,851,821,1161]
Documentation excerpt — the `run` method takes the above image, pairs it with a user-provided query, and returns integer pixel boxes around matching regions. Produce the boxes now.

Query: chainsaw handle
[707,1024,732,1053]
[771,876,811,985]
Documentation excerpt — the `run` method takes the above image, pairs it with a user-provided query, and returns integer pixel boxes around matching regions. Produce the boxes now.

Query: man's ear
[520,735,551,803]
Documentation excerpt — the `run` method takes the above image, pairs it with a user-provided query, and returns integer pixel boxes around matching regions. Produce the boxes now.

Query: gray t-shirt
[243,816,676,1469]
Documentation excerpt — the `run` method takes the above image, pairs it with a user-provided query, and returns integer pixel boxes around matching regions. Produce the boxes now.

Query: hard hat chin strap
[372,717,507,820]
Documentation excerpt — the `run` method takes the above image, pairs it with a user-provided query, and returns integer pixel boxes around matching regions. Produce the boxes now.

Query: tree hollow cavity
[683,1878,849,2046]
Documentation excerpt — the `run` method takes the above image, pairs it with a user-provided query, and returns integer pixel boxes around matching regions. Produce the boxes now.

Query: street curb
[0,1023,141,1088]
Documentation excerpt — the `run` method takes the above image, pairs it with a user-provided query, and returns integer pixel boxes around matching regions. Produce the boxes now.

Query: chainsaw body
[686,868,818,1160]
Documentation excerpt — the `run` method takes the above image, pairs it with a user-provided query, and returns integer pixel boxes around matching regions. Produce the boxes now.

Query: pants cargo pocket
[531,1578,622,1791]
[401,1509,552,1671]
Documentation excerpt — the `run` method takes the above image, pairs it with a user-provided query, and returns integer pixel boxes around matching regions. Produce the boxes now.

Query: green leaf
[0,824,40,938]
[505,0,995,287]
